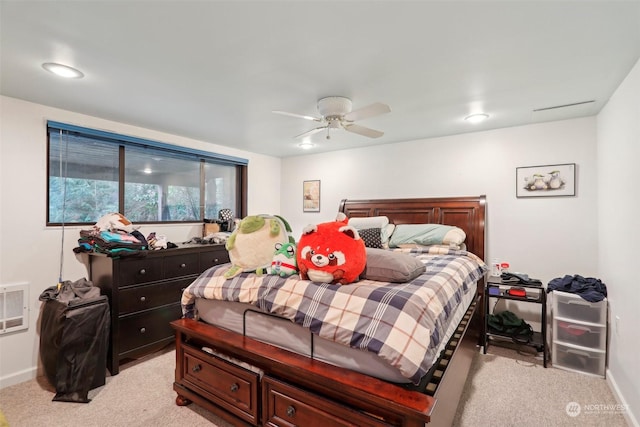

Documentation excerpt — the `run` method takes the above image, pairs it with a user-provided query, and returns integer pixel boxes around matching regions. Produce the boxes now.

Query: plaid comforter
[181,247,486,384]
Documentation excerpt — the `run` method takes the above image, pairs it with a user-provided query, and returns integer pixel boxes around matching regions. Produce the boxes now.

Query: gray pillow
[361,248,426,283]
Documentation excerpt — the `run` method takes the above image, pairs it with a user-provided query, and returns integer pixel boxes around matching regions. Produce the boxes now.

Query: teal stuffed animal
[224,214,294,279]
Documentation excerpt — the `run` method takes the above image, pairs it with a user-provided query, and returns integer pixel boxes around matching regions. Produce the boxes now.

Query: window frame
[46,121,248,226]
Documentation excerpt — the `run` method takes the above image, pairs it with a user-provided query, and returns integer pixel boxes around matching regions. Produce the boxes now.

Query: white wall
[0,95,281,388]
[281,117,598,289]
[597,57,640,426]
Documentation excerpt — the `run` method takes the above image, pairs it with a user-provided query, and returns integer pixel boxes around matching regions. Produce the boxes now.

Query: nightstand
[483,276,548,367]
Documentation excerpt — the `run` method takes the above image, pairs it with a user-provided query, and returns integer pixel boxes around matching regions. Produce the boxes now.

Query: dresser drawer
[199,249,230,271]
[118,303,182,353]
[163,253,202,278]
[263,376,391,427]
[183,347,259,424]
[118,278,191,315]
[118,258,163,286]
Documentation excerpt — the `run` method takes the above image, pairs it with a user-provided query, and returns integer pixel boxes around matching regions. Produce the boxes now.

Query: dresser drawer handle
[286,405,296,417]
[140,296,146,302]
[139,327,146,333]
[192,364,202,373]
[139,269,146,275]
[230,383,239,393]
[180,263,186,268]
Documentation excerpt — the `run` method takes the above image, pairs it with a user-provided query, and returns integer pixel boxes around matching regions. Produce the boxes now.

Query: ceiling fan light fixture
[317,96,353,117]
[465,113,489,124]
[275,96,390,140]
[42,62,84,79]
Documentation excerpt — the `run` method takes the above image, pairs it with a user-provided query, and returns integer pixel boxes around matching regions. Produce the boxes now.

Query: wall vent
[0,283,29,334]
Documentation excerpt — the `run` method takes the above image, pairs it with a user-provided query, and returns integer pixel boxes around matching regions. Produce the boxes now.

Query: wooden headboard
[339,195,486,262]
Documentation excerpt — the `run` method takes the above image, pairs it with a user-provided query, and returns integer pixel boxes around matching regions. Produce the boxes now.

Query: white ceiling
[2,1,639,158]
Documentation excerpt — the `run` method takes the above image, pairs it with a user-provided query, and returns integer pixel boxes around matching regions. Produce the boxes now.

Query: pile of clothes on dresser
[547,274,607,302]
[73,212,175,257]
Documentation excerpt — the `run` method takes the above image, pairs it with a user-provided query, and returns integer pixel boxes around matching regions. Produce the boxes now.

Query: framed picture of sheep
[516,163,576,198]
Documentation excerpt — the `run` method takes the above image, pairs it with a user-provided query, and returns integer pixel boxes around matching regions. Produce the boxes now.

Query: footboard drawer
[182,346,259,424]
[262,376,392,427]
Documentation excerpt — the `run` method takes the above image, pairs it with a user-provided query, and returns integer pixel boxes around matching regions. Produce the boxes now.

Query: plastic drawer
[552,342,605,377]
[553,319,606,350]
[552,291,607,325]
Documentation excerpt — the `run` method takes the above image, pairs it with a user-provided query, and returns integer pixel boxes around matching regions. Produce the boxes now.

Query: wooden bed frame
[171,195,486,427]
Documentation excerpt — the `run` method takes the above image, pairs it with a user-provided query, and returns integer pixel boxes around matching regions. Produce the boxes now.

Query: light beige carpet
[0,344,630,427]
[453,344,629,426]
[0,347,232,427]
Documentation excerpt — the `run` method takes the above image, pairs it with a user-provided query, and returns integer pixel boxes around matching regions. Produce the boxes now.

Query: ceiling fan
[273,96,391,140]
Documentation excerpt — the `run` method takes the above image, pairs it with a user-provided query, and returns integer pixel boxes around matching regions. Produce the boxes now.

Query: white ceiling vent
[532,100,597,123]
[533,100,596,112]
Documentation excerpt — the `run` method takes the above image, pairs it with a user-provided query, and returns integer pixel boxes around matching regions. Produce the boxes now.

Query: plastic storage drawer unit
[553,291,607,324]
[552,342,606,377]
[553,319,607,350]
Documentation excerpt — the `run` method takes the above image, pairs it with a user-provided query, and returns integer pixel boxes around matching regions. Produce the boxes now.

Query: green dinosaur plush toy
[224,214,294,279]
[267,241,298,277]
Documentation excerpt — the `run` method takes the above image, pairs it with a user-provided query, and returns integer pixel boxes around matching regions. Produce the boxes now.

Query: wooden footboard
[171,294,481,427]
[172,318,433,426]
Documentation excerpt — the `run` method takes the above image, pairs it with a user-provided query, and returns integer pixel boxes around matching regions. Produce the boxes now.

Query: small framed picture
[303,180,320,212]
[516,163,576,198]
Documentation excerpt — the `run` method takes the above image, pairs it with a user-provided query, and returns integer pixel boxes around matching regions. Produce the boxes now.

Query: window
[124,145,201,222]
[47,121,247,225]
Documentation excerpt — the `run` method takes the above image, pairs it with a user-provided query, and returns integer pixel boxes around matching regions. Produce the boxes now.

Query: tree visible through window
[47,122,246,225]
[124,145,201,222]
[48,135,119,223]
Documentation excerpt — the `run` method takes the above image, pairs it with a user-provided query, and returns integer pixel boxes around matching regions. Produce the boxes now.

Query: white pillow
[384,223,395,244]
[348,215,389,229]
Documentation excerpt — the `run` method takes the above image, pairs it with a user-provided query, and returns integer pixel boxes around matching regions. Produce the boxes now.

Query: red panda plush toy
[297,213,366,285]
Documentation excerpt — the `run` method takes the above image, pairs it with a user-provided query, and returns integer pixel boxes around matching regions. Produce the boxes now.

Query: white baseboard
[0,366,37,390]
[607,368,639,427]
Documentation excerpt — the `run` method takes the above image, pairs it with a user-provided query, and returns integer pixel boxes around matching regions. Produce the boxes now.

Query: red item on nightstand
[507,287,526,297]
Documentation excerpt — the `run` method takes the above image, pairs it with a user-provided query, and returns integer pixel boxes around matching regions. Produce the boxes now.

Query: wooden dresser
[88,244,229,375]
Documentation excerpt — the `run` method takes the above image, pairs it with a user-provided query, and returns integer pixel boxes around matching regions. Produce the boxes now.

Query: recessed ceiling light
[42,62,84,79]
[465,113,489,124]
[298,141,315,150]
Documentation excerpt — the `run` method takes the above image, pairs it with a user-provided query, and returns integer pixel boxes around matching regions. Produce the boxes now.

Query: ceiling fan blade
[343,123,384,138]
[272,110,321,122]
[343,102,391,122]
[294,126,326,139]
